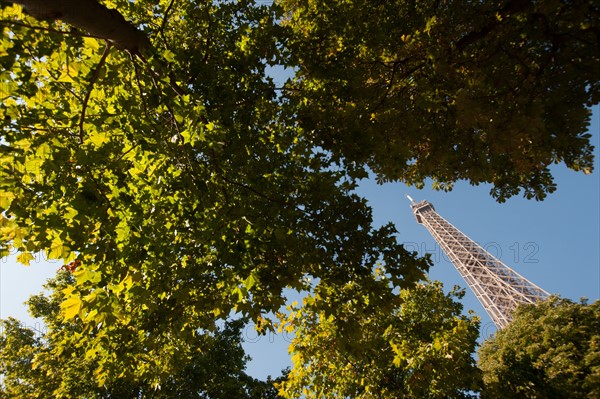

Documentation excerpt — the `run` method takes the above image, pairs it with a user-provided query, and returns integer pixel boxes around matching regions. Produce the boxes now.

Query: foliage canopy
[0,272,285,398]
[282,0,598,201]
[279,280,482,398]
[478,297,600,399]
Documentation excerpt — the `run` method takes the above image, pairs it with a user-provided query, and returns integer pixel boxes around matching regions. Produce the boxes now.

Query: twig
[130,53,150,119]
[158,0,177,47]
[79,40,112,141]
[221,175,286,205]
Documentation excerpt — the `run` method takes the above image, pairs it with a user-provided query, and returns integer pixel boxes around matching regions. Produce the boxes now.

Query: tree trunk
[11,0,151,53]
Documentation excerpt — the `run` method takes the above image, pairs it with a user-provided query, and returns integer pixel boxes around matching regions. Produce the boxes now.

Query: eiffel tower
[407,196,549,329]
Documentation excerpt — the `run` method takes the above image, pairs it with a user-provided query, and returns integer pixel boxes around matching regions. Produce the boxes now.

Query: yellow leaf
[85,348,97,360]
[122,274,134,290]
[47,239,69,260]
[83,37,101,51]
[0,192,15,209]
[162,49,176,62]
[62,295,82,320]
[87,132,110,147]
[83,308,98,323]
[16,252,34,266]
[57,73,75,83]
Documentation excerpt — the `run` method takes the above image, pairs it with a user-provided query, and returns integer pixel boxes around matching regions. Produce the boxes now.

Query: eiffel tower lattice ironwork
[407,196,549,329]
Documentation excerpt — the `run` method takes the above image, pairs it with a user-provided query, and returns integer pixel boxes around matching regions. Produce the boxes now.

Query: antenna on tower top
[406,195,415,204]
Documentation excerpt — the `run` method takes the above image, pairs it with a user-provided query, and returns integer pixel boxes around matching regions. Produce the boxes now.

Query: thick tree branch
[10,0,187,97]
[10,0,151,54]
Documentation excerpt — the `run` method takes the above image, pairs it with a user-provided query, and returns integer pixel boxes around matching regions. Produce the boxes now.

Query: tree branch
[10,1,187,98]
[11,0,151,54]
[79,41,111,141]
[158,0,177,47]
[455,0,530,51]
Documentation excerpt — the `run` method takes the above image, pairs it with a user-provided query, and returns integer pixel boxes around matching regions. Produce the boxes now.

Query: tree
[281,0,598,201]
[278,280,482,398]
[0,271,285,398]
[1,0,429,382]
[0,0,597,392]
[478,297,600,399]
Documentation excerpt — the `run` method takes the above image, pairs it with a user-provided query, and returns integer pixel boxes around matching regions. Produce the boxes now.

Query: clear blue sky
[1,106,598,381]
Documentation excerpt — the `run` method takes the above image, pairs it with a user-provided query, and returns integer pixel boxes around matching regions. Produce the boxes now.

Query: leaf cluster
[281,0,598,201]
[1,0,428,385]
[478,296,600,399]
[279,280,482,398]
[0,272,285,398]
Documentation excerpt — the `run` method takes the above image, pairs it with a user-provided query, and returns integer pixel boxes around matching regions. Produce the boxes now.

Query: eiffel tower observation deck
[407,196,549,329]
